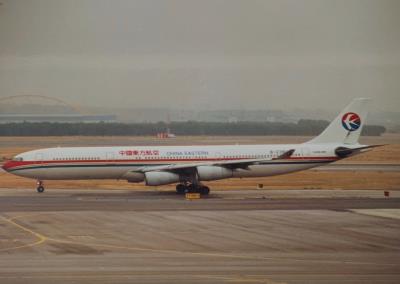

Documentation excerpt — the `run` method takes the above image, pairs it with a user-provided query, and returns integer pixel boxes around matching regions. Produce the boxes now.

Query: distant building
[157,132,176,138]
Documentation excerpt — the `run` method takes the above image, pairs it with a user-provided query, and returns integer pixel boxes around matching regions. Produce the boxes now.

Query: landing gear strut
[36,180,45,193]
[175,183,210,195]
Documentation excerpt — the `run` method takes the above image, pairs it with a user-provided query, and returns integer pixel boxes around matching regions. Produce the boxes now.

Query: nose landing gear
[36,180,45,193]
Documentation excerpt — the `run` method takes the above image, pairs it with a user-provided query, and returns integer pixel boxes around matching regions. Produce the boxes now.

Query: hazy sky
[0,0,399,111]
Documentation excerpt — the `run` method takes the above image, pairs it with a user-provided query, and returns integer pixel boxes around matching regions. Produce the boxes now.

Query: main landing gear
[176,183,210,195]
[36,180,45,193]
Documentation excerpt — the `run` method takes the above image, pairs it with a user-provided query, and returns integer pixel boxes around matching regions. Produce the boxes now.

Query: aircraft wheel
[37,186,45,193]
[184,184,196,193]
[176,184,186,194]
[199,186,210,195]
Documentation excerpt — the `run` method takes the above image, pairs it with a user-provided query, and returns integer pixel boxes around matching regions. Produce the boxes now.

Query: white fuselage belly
[15,163,322,180]
[9,144,338,181]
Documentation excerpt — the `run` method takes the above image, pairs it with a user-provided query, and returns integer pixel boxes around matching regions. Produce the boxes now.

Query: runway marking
[2,213,279,260]
[42,236,398,267]
[0,213,47,252]
[45,236,272,261]
[1,213,398,267]
[1,214,270,260]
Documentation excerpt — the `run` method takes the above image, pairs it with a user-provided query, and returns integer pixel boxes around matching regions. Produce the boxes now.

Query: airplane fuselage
[1,98,373,194]
[4,143,340,181]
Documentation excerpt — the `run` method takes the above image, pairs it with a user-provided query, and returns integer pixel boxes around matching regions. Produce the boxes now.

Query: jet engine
[123,171,145,183]
[145,171,180,186]
[197,166,233,181]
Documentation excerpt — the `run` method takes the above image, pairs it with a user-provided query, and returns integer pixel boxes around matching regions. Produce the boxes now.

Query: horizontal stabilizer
[335,145,384,158]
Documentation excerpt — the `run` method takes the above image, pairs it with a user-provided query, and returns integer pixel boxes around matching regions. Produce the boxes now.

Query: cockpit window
[12,157,23,161]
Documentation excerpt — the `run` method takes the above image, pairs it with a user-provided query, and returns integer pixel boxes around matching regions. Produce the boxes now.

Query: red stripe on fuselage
[2,156,339,171]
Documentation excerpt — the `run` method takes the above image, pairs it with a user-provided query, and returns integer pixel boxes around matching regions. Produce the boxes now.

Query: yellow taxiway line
[0,213,48,252]
[1,213,397,267]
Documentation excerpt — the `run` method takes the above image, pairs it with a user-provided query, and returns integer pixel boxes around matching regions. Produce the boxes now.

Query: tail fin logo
[342,112,361,131]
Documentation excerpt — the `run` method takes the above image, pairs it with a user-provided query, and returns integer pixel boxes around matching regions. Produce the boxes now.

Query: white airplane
[2,98,378,194]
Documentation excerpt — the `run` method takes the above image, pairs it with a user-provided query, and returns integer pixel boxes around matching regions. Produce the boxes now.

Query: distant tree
[0,121,386,136]
[362,125,386,136]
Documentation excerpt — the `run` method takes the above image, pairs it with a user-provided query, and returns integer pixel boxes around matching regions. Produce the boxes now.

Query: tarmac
[318,163,400,172]
[0,188,400,284]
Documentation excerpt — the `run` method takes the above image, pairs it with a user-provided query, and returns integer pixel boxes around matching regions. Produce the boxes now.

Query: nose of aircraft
[2,160,13,172]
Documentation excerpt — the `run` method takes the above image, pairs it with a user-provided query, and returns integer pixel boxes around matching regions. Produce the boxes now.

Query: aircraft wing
[138,149,295,173]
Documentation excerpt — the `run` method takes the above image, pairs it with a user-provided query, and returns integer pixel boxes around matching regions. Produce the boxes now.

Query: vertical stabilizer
[307,98,370,145]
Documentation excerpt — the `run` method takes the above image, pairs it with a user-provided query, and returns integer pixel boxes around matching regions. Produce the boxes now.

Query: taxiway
[0,188,400,283]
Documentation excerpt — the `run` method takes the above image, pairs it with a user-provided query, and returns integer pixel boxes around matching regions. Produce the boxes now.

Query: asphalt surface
[1,188,400,284]
[318,163,400,172]
[0,189,400,212]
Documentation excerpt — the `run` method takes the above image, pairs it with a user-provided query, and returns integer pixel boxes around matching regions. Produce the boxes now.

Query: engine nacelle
[197,166,233,181]
[145,171,180,186]
[122,171,145,183]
